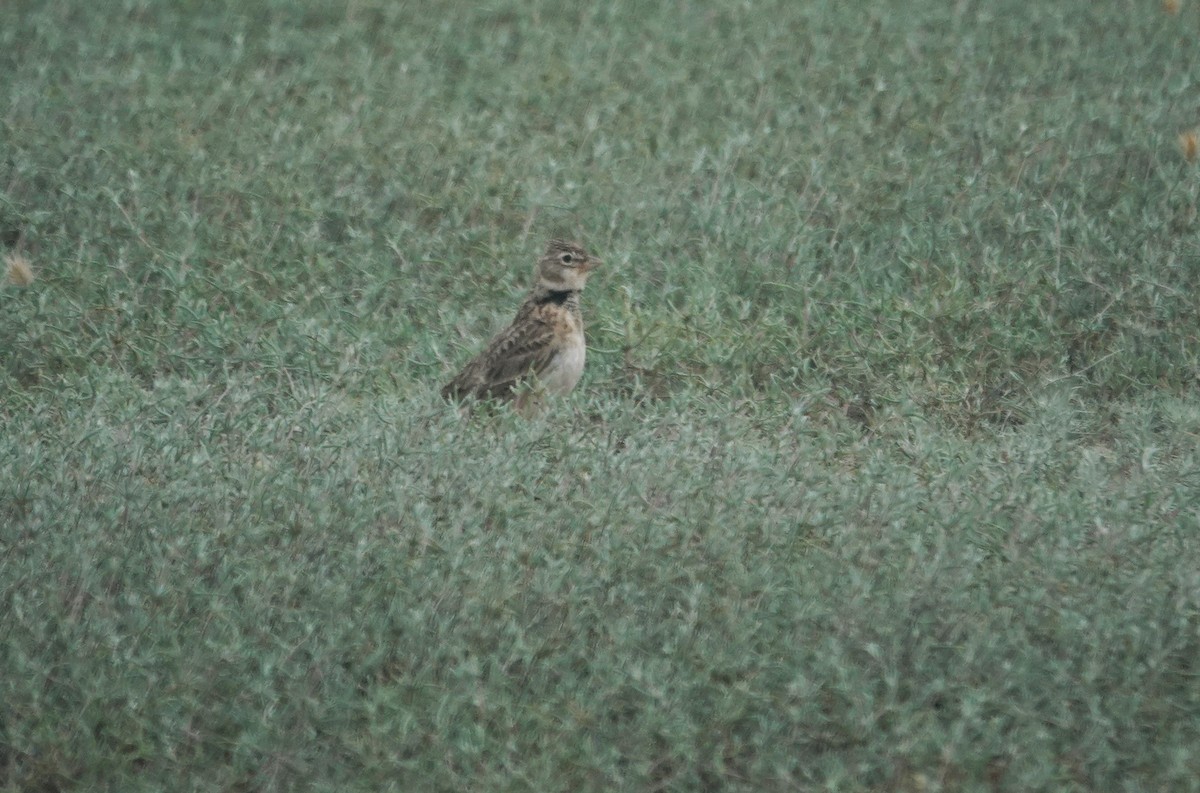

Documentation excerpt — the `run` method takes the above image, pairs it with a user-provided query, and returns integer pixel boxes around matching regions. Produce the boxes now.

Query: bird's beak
[586,257,603,271]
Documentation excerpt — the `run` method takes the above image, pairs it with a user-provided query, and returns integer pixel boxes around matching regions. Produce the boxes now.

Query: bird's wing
[442,309,559,400]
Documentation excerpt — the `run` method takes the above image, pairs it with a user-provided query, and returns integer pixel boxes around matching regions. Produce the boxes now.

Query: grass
[2,0,1199,790]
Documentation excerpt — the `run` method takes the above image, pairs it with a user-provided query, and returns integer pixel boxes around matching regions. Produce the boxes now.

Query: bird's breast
[542,327,586,395]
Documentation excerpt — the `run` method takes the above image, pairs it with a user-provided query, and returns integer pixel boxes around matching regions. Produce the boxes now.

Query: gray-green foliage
[2,1,1199,791]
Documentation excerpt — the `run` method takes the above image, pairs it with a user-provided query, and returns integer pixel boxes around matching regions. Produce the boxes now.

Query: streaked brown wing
[442,307,559,401]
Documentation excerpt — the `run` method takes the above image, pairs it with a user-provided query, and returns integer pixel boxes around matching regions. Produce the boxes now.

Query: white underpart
[541,332,586,395]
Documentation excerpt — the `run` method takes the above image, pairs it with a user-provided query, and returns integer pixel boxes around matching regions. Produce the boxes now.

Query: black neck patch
[540,289,577,306]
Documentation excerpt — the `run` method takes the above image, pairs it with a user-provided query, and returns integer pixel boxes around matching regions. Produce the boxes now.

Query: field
[3,1,1200,790]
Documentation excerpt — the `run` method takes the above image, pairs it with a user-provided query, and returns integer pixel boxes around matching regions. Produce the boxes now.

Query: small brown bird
[442,239,602,410]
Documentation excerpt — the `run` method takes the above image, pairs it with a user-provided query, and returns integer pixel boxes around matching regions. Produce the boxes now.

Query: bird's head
[535,239,601,292]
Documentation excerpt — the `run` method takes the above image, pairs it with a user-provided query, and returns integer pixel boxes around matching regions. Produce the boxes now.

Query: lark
[442,239,601,410]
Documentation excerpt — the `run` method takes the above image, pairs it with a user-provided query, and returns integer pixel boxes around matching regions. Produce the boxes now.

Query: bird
[442,239,602,412]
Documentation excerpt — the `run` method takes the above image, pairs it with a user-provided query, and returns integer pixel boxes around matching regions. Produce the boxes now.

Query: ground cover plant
[2,0,1199,790]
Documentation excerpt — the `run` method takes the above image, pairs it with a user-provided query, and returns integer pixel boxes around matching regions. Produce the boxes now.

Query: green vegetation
[3,1,1199,790]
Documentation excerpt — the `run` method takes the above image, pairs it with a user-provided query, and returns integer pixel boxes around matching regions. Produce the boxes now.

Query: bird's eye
[560,253,574,264]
